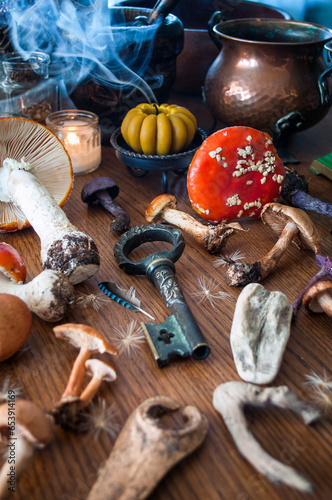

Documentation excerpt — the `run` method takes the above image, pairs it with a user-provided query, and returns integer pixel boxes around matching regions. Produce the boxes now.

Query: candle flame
[67,132,80,145]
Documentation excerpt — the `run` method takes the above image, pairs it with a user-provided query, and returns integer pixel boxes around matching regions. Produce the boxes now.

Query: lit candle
[45,111,102,175]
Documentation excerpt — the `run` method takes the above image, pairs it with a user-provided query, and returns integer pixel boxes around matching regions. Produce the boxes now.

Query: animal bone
[230,283,293,384]
[87,395,208,500]
[213,381,322,492]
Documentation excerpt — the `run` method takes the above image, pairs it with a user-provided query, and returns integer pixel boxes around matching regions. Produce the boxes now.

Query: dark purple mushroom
[281,169,332,218]
[81,177,130,235]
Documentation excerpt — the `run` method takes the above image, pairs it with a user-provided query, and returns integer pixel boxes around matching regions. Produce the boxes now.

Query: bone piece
[87,395,208,500]
[213,381,322,492]
[230,283,293,384]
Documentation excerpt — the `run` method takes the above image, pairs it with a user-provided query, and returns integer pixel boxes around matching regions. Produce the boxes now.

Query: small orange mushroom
[53,323,118,401]
[145,194,242,253]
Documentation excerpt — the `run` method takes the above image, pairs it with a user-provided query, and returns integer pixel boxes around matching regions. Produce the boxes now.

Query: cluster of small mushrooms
[0,116,331,498]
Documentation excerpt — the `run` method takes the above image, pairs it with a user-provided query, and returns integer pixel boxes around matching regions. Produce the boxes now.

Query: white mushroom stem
[259,220,298,277]
[213,381,322,493]
[61,347,92,400]
[2,159,99,284]
[0,270,75,322]
[0,435,34,500]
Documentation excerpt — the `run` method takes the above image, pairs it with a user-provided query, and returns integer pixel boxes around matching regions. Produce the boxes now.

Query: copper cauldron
[203,18,332,137]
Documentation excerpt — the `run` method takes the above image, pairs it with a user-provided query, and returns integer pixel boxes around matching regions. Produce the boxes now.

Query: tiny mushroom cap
[80,359,117,407]
[145,194,178,222]
[0,117,73,232]
[0,242,26,283]
[261,203,321,253]
[0,399,53,447]
[302,280,332,315]
[53,323,119,356]
[81,177,119,205]
[85,358,117,382]
[0,293,32,362]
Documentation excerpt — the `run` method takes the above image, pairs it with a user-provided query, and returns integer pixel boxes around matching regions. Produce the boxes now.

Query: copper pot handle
[207,11,226,50]
[319,42,332,107]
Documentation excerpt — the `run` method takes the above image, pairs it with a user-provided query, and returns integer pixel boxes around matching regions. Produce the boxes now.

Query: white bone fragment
[230,283,292,384]
[213,381,322,493]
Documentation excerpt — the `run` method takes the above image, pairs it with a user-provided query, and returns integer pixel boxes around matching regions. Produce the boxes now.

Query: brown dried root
[87,396,208,500]
[213,381,322,492]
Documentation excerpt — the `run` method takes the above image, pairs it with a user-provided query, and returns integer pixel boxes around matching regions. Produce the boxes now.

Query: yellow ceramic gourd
[121,103,197,155]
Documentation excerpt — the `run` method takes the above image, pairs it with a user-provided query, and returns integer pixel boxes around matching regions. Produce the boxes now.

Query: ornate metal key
[114,223,210,367]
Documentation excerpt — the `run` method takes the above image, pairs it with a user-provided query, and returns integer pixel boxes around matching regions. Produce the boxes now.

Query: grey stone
[230,283,293,384]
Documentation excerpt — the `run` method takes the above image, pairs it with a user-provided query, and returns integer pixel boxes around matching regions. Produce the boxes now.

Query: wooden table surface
[1,92,332,500]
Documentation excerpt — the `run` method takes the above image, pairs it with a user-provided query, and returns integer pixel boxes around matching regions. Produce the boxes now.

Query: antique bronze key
[113,223,210,367]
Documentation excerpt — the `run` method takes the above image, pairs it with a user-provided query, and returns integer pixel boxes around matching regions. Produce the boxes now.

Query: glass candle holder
[46,110,101,175]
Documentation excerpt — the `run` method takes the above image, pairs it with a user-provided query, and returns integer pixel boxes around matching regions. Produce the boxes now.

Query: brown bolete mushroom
[145,193,242,253]
[0,242,75,322]
[0,118,100,284]
[53,323,118,401]
[80,359,117,408]
[302,280,332,316]
[0,399,54,499]
[0,294,32,362]
[81,177,130,235]
[225,203,321,286]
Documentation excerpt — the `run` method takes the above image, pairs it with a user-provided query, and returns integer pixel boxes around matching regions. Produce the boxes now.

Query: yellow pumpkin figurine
[120,103,197,155]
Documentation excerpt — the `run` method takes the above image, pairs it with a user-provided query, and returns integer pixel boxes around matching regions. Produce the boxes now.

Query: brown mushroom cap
[261,203,321,253]
[302,280,332,313]
[0,117,73,232]
[53,323,118,356]
[145,194,178,222]
[0,293,32,362]
[85,359,117,383]
[0,400,53,447]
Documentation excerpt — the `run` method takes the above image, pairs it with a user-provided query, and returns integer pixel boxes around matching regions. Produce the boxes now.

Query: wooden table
[1,93,332,500]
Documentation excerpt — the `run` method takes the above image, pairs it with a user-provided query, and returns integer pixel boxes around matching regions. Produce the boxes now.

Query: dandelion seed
[75,292,109,311]
[111,320,145,357]
[191,276,233,308]
[214,249,245,268]
[0,378,21,404]
[309,385,332,413]
[305,369,332,390]
[80,398,120,442]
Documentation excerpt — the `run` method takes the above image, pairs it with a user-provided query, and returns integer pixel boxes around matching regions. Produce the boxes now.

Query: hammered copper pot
[203,19,332,136]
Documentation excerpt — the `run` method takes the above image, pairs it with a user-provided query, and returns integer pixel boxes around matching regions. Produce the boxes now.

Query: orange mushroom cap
[0,242,26,283]
[53,323,119,356]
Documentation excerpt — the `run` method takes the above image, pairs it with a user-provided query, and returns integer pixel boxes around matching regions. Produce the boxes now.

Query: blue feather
[98,282,154,320]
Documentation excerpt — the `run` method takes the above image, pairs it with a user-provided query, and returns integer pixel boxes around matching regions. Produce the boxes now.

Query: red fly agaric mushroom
[187,126,286,223]
[302,280,332,316]
[0,399,54,499]
[53,323,118,401]
[0,117,100,284]
[0,294,32,362]
[225,203,321,286]
[80,359,117,408]
[0,242,75,322]
[145,193,243,253]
